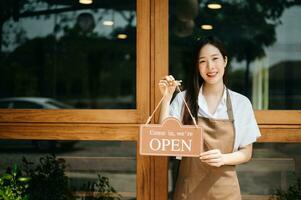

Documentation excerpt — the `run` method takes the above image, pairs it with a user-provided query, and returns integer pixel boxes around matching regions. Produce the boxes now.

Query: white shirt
[169,86,261,151]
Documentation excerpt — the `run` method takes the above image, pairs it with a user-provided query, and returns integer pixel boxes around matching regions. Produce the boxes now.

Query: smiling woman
[160,37,261,200]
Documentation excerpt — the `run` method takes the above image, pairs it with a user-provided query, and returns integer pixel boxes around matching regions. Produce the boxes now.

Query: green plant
[270,178,301,200]
[80,174,121,200]
[0,164,30,200]
[1,155,122,200]
[22,154,75,200]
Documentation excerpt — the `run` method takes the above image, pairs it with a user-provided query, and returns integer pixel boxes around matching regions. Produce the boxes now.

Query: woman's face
[198,44,227,85]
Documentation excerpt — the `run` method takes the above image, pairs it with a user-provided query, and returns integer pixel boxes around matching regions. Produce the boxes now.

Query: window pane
[0,0,136,109]
[237,143,300,196]
[169,0,301,109]
[0,140,136,200]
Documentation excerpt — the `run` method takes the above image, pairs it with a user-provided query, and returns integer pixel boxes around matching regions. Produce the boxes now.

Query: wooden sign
[139,117,203,157]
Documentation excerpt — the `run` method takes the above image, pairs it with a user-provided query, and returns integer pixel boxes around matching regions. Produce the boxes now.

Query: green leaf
[12,164,19,175]
[17,177,31,182]
[1,174,13,180]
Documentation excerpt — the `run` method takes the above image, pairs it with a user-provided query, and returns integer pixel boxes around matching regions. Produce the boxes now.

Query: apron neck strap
[226,88,234,121]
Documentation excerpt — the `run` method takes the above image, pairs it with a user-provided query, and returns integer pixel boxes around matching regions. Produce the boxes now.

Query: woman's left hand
[200,149,225,167]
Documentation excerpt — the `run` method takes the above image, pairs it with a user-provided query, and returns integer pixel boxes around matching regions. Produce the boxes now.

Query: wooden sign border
[139,117,203,157]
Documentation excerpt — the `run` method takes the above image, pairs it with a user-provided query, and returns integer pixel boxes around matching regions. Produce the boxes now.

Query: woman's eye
[213,57,219,60]
[199,60,205,63]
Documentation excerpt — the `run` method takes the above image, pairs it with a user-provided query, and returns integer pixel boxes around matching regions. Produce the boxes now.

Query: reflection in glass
[0,97,73,109]
[0,1,136,109]
[168,143,300,199]
[169,0,301,109]
[0,140,136,200]
[237,143,300,196]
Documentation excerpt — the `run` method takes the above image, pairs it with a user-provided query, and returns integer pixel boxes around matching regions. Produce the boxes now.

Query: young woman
[159,36,261,200]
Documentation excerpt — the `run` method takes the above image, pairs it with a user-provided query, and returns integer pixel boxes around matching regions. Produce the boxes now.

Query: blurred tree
[0,0,135,55]
[170,0,301,97]
[0,0,48,55]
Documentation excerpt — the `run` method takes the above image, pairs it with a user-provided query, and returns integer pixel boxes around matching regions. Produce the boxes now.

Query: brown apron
[173,89,241,200]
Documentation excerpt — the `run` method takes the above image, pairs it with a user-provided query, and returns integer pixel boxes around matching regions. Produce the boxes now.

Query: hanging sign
[139,117,203,157]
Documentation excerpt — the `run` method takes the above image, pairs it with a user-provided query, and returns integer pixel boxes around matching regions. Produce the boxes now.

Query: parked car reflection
[0,97,73,109]
[0,97,76,151]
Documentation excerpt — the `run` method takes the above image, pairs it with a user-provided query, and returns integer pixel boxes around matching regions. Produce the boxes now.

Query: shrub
[80,174,121,200]
[270,178,301,200]
[1,154,121,200]
[22,154,75,200]
[0,164,30,200]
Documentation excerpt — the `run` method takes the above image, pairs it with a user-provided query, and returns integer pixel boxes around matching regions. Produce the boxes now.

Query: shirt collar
[198,85,227,112]
[199,84,227,101]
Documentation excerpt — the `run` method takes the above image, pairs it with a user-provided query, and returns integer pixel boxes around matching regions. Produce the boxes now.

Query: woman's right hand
[158,75,181,100]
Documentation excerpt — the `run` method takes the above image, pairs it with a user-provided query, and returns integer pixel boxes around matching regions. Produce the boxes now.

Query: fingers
[159,79,169,86]
[162,75,181,86]
[200,149,220,157]
[158,80,170,91]
[200,154,220,160]
[200,157,224,167]
[158,75,182,97]
[165,75,175,86]
[165,75,175,82]
[200,149,224,167]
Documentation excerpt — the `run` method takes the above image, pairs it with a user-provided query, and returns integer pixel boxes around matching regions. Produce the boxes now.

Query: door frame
[0,1,301,200]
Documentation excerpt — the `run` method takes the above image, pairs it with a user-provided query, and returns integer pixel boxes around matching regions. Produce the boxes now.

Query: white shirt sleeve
[234,96,261,150]
[169,91,185,120]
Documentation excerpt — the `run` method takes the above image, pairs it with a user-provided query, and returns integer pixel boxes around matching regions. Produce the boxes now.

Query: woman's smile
[206,71,218,78]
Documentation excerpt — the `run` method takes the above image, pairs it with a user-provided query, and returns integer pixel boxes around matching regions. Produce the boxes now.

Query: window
[0,0,137,109]
[0,140,137,199]
[169,0,301,110]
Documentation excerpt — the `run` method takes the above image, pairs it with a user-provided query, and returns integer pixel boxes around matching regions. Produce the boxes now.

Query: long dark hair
[182,36,228,125]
